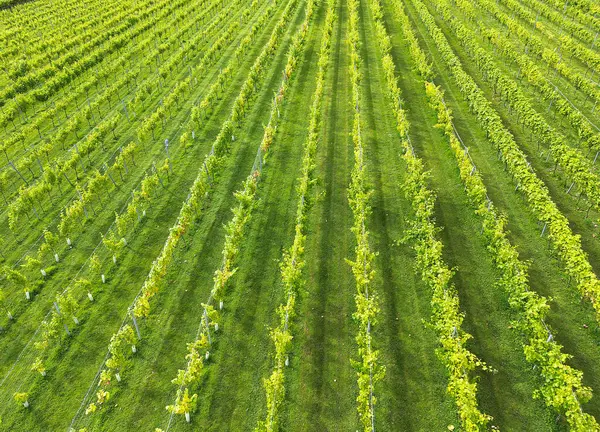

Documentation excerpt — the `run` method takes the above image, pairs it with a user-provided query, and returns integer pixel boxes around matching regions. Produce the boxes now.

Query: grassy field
[1,0,600,430]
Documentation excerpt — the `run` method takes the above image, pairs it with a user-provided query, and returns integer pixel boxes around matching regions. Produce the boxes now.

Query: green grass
[396,0,600,425]
[469,0,600,122]
[413,0,600,420]
[3,0,600,429]
[381,1,556,429]
[282,0,357,428]
[0,0,301,428]
[358,0,458,429]
[0,0,254,345]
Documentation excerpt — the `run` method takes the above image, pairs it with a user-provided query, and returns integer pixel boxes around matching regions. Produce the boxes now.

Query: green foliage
[166,388,197,415]
[13,393,29,406]
[377,0,493,428]
[425,78,599,430]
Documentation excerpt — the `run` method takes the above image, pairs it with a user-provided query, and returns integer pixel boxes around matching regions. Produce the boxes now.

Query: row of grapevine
[393,1,600,422]
[346,0,383,430]
[165,4,317,426]
[0,14,214,318]
[377,0,494,428]
[478,25,600,155]
[514,0,596,45]
[161,169,257,425]
[0,2,194,227]
[8,112,120,231]
[0,0,217,167]
[0,0,268,412]
[128,0,300,338]
[70,0,302,424]
[6,163,167,404]
[410,0,600,331]
[177,0,288,145]
[0,0,199,150]
[564,0,600,15]
[425,81,599,431]
[494,0,600,75]
[0,111,125,312]
[542,0,600,34]
[255,0,335,430]
[0,159,164,416]
[60,141,137,237]
[0,0,270,355]
[0,0,116,58]
[136,0,252,145]
[0,0,87,40]
[0,0,126,82]
[4,141,138,306]
[0,0,235,277]
[2,0,224,218]
[428,0,600,216]
[4,0,268,387]
[468,0,600,108]
[0,0,172,106]
[54,0,248,241]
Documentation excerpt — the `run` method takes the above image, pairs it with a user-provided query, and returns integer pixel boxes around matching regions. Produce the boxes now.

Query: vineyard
[1,0,600,430]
